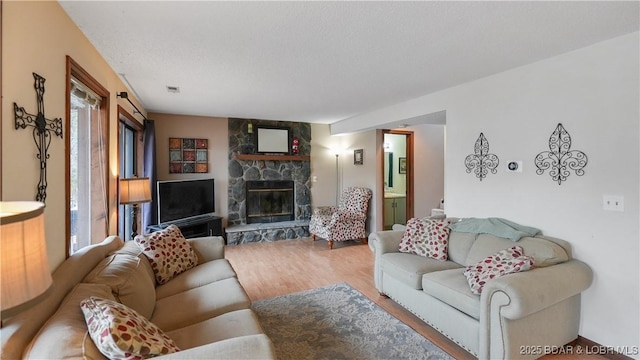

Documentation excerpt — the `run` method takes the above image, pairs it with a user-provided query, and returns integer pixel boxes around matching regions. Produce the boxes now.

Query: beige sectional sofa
[371,222,593,360]
[1,235,275,359]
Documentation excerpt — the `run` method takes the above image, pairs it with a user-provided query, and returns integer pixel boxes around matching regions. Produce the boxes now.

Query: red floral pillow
[398,218,451,260]
[80,296,180,360]
[134,225,198,284]
[463,246,535,295]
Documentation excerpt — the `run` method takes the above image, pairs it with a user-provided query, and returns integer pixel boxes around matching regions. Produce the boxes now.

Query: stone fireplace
[226,118,312,245]
[245,180,295,224]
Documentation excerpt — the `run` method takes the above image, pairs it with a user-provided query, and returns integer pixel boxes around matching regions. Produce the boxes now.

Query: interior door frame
[378,129,414,228]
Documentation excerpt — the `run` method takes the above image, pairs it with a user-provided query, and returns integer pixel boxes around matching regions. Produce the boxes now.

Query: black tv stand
[147,215,223,239]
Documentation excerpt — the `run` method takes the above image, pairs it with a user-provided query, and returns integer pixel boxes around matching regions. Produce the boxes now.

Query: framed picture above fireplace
[255,126,291,154]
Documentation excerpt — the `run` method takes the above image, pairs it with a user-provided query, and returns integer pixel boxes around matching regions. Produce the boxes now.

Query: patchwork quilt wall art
[169,138,209,173]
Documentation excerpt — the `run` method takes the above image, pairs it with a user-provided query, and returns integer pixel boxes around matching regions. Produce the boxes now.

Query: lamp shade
[1,201,52,317]
[119,177,152,204]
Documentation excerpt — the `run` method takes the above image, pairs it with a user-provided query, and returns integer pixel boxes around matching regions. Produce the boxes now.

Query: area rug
[252,282,454,360]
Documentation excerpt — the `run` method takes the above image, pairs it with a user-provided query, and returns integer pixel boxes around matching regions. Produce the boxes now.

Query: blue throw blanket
[448,217,541,241]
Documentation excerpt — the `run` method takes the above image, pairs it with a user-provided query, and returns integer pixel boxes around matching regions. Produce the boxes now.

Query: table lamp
[1,201,52,320]
[119,177,152,238]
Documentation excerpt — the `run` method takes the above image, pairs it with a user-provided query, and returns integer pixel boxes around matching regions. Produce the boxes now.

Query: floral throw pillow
[134,225,198,284]
[80,296,180,360]
[398,218,452,261]
[463,246,535,295]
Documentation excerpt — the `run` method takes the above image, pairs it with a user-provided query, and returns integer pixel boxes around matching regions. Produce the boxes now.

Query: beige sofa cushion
[422,268,480,320]
[167,309,264,350]
[151,277,251,332]
[465,234,569,267]
[380,252,462,289]
[187,236,226,263]
[447,231,478,265]
[24,283,112,360]
[156,259,237,299]
[84,252,156,319]
[156,334,275,360]
[115,240,156,279]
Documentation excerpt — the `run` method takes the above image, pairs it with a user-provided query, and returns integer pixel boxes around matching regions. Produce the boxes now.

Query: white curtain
[70,79,108,253]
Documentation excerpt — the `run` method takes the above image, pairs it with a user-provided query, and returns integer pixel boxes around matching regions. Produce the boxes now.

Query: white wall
[339,130,379,233]
[331,33,640,353]
[310,124,340,208]
[413,124,445,217]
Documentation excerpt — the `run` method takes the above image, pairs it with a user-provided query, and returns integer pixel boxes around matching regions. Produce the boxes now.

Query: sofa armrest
[157,334,275,359]
[481,259,592,320]
[370,230,404,254]
[187,236,226,263]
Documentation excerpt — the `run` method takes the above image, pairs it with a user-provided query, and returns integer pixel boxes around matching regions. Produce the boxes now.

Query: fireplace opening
[245,180,295,224]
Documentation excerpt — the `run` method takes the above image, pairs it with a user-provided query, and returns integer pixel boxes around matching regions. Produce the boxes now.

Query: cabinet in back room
[384,195,406,230]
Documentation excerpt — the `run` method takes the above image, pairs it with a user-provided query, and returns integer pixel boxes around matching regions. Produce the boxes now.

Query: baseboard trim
[572,336,635,360]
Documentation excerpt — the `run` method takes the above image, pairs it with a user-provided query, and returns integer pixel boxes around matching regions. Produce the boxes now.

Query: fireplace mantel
[234,153,310,161]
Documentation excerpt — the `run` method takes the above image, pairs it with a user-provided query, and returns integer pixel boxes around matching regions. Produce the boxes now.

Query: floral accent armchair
[309,187,372,249]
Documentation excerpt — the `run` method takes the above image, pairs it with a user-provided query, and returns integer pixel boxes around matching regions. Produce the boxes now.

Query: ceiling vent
[166,86,180,93]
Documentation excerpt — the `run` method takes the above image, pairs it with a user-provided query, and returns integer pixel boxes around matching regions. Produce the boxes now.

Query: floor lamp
[335,153,340,206]
[1,201,52,320]
[119,177,152,238]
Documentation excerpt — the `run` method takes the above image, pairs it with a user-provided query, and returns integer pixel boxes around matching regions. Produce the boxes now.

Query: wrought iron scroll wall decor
[534,123,587,185]
[14,73,63,203]
[464,132,499,181]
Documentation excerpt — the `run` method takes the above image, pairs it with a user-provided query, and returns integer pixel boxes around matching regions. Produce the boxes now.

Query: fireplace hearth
[245,180,295,224]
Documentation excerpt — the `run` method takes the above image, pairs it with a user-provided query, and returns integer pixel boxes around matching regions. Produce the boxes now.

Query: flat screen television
[157,178,215,224]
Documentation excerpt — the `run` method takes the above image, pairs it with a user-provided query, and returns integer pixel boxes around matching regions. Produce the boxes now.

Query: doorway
[380,130,414,230]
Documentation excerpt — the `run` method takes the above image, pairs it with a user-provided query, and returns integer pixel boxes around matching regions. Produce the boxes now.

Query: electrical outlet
[603,195,624,212]
[312,176,318,183]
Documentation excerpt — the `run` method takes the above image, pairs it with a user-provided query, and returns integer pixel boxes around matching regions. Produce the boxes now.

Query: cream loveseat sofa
[1,234,275,359]
[371,219,593,360]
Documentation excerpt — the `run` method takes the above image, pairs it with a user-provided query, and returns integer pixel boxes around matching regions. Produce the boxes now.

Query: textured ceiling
[59,1,639,124]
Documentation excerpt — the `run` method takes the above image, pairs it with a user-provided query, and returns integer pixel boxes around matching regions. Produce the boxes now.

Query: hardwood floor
[225,238,610,360]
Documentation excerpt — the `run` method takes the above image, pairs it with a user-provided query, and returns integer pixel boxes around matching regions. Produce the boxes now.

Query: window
[66,57,110,255]
[118,106,143,240]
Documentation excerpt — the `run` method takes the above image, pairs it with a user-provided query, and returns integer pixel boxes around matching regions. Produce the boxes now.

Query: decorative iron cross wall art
[534,123,587,185]
[464,132,499,181]
[14,72,63,203]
